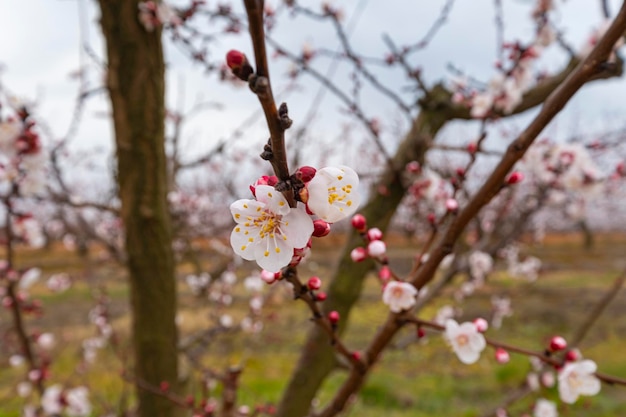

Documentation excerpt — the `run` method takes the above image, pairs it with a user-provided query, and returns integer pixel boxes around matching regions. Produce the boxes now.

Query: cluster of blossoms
[405,167,454,218]
[522,142,602,192]
[30,385,92,417]
[229,166,360,272]
[0,98,47,197]
[500,245,542,282]
[450,0,558,118]
[138,0,206,32]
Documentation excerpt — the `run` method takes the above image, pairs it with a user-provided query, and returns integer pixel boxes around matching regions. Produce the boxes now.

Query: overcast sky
[1,0,625,179]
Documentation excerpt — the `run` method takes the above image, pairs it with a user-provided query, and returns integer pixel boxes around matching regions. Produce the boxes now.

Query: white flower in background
[470,92,494,118]
[491,295,513,329]
[42,385,64,415]
[558,359,601,404]
[382,281,418,313]
[22,405,37,417]
[12,217,45,248]
[434,305,455,325]
[19,267,41,290]
[468,251,493,282]
[243,273,264,293]
[37,332,56,350]
[219,314,234,328]
[17,381,32,397]
[307,166,360,223]
[156,3,182,26]
[47,273,72,293]
[444,319,486,364]
[533,398,558,417]
[9,354,25,367]
[0,118,21,155]
[230,185,313,273]
[65,386,92,417]
[185,273,211,295]
[536,24,556,48]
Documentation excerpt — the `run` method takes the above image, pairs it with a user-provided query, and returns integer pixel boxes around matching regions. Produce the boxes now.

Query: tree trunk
[97,3,180,417]
[276,97,451,417]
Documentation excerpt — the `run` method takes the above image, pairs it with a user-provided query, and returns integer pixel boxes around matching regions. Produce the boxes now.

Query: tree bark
[97,2,180,417]
[275,88,451,417]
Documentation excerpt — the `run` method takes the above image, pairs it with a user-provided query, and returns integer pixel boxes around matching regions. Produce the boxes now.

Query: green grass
[1,234,626,416]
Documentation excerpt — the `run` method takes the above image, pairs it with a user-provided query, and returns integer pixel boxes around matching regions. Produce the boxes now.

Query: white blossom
[470,92,494,118]
[444,319,486,364]
[19,268,41,290]
[41,385,64,415]
[534,398,558,417]
[307,166,360,223]
[382,281,418,313]
[558,360,601,404]
[65,386,92,417]
[230,185,313,272]
[468,251,493,281]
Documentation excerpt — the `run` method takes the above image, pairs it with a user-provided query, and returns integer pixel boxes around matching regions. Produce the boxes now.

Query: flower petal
[255,185,290,216]
[279,204,314,249]
[254,233,293,273]
[230,199,265,223]
[230,226,257,261]
[307,166,360,223]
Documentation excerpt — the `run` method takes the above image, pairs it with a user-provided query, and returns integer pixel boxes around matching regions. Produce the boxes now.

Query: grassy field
[1,233,625,416]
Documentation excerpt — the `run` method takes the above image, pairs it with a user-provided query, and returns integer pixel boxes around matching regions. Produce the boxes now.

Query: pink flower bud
[446,198,459,212]
[328,310,340,324]
[315,291,327,302]
[506,171,524,185]
[350,247,367,262]
[351,351,362,361]
[366,227,383,241]
[312,219,331,237]
[549,335,567,351]
[417,327,426,339]
[160,381,170,391]
[378,265,392,282]
[226,50,253,81]
[226,49,246,69]
[307,276,322,290]
[405,161,421,174]
[473,317,489,333]
[367,240,386,258]
[295,166,317,182]
[564,349,580,362]
[467,142,478,154]
[495,348,510,364]
[351,214,367,231]
[427,213,436,224]
[260,270,279,284]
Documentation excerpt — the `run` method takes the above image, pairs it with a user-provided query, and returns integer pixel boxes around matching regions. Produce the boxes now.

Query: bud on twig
[226,50,254,81]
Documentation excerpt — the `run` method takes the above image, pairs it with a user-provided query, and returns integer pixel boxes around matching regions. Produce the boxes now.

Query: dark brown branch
[244,0,293,206]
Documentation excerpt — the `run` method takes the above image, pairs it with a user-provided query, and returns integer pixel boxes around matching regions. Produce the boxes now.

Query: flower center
[568,371,582,388]
[456,334,469,346]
